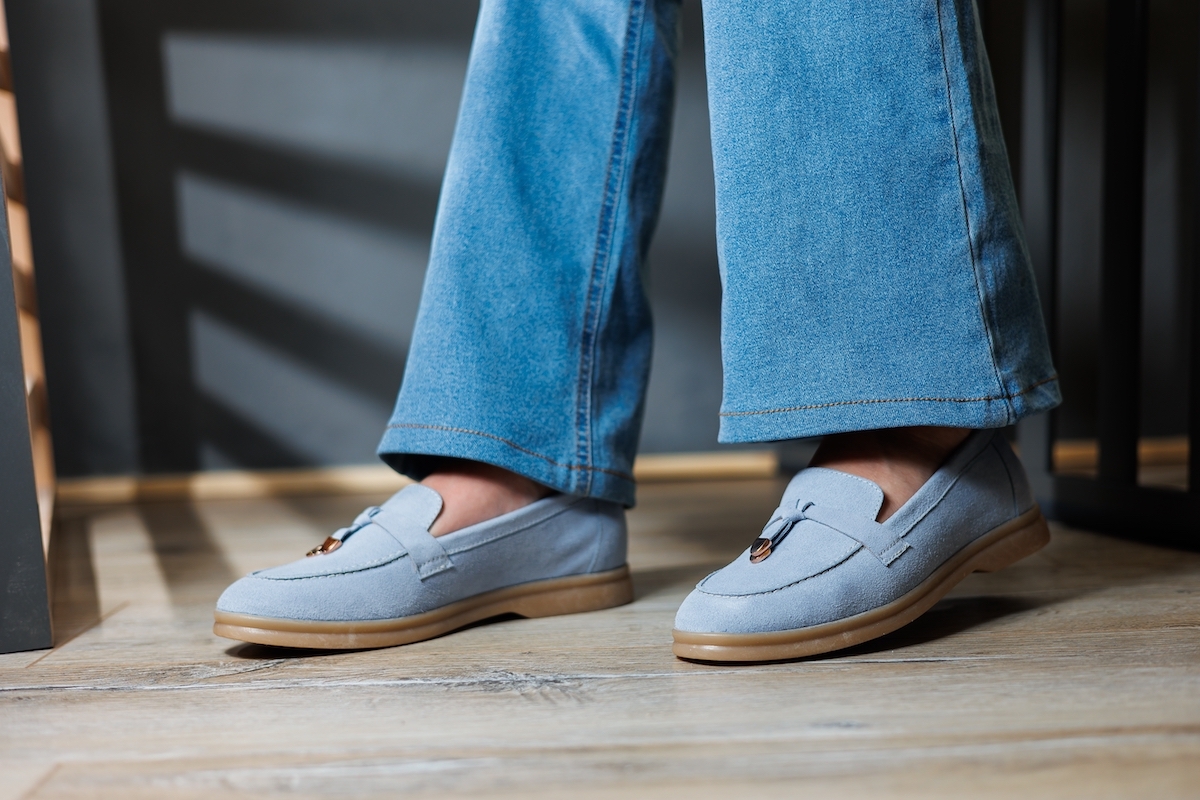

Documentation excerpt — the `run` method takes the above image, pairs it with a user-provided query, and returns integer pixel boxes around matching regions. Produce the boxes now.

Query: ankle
[810,426,972,522]
[421,460,554,536]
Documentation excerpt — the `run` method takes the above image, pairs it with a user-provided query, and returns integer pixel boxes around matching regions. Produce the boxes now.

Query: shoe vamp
[698,520,863,596]
[250,526,406,579]
[679,545,927,633]
[217,557,444,621]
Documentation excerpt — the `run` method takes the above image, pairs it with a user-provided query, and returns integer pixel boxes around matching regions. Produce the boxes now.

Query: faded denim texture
[379,0,1060,507]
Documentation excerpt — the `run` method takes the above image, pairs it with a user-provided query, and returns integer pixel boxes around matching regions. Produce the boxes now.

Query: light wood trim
[56,450,781,507]
[0,19,53,552]
[56,465,412,506]
[632,450,778,482]
[1053,436,1188,471]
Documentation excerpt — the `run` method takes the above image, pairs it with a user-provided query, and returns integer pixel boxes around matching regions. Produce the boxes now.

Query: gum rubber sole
[672,507,1051,663]
[213,565,633,650]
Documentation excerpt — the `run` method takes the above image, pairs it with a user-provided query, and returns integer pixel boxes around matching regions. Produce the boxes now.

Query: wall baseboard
[56,450,781,507]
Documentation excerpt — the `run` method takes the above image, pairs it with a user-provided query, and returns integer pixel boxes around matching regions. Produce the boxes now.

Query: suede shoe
[214,484,632,649]
[673,429,1049,662]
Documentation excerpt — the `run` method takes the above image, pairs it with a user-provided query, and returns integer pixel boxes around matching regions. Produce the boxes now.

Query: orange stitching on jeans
[718,374,1059,418]
[384,423,635,481]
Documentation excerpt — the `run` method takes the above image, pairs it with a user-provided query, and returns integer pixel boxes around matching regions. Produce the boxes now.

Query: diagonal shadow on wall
[97,0,478,473]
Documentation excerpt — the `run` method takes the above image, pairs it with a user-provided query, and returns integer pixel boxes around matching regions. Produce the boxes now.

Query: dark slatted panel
[1192,4,1200,494]
[1097,0,1149,486]
[1017,0,1061,502]
[1018,0,1199,547]
[97,0,199,472]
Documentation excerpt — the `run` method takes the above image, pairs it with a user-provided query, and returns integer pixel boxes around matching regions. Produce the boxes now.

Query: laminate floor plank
[2,479,1197,798]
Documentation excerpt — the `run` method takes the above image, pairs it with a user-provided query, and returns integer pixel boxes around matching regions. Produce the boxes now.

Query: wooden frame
[0,0,57,654]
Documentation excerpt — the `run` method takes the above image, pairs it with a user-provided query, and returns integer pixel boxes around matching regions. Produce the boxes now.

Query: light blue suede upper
[217,485,627,622]
[674,430,1033,635]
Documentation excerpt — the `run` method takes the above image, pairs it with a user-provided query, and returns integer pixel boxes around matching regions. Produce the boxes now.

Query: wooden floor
[2,479,1199,798]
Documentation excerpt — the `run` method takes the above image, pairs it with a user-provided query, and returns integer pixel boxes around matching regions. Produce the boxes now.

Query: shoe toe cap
[216,574,311,619]
[216,562,421,622]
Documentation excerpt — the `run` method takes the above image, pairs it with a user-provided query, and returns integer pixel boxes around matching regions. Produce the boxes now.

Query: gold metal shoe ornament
[749,537,774,563]
[304,506,382,556]
[749,502,813,564]
[306,537,342,557]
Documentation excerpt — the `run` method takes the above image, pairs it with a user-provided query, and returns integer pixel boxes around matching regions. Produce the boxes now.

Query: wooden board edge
[56,451,782,507]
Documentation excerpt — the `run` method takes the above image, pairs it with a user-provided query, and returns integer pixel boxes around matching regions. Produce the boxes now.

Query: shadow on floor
[138,502,239,611]
[47,513,101,646]
[832,593,1049,658]
[631,563,724,600]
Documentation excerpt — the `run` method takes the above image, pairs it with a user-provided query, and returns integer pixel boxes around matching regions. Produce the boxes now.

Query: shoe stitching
[264,499,584,580]
[384,423,635,481]
[442,501,577,557]
[697,435,1003,598]
[697,545,863,598]
[259,550,408,581]
[887,432,994,535]
[718,374,1058,418]
[814,469,886,508]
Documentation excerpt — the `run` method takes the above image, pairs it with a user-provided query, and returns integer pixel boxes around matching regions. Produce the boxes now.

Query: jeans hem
[377,423,638,507]
[717,377,1061,443]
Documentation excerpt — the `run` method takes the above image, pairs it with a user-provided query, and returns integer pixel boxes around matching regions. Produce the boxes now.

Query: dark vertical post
[1017,0,1061,502]
[1097,0,1149,486]
[0,200,52,654]
[1191,6,1200,494]
[97,0,199,472]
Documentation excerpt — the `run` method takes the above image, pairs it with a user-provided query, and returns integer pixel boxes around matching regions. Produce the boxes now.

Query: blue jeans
[378,0,1061,507]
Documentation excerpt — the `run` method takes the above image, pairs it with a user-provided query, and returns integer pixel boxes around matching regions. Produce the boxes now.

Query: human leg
[379,0,681,510]
[213,0,682,647]
[673,0,1059,660]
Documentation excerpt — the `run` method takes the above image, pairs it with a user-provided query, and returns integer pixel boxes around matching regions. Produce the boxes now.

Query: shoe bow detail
[749,502,813,563]
[750,499,910,567]
[301,484,454,580]
[307,506,380,556]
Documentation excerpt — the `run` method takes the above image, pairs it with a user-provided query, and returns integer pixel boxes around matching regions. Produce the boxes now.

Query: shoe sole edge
[213,565,633,649]
[671,507,1050,663]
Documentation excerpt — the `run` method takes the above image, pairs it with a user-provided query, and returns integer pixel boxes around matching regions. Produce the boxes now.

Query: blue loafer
[214,484,632,649]
[672,430,1050,662]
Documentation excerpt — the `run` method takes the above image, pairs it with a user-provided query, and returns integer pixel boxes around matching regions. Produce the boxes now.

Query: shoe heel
[973,512,1051,573]
[505,566,634,619]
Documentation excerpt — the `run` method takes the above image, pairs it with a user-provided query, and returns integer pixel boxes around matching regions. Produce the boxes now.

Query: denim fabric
[379,0,1060,507]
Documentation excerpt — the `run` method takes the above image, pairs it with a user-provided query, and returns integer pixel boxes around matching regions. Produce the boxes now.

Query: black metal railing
[1018,0,1199,548]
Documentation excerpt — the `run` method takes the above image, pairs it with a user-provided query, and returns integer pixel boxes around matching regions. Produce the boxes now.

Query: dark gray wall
[11,0,744,476]
[7,1,1194,477]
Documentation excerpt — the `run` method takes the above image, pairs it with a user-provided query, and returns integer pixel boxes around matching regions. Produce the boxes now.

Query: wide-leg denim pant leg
[705,0,1060,444]
[378,0,679,507]
[379,0,1062,508]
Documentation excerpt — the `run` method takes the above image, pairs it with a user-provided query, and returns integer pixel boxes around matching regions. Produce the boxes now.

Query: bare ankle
[810,426,972,522]
[421,459,554,536]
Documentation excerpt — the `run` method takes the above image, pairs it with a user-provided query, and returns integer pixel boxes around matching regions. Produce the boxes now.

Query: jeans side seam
[575,0,647,495]
[384,423,635,481]
[718,373,1059,418]
[934,0,1013,424]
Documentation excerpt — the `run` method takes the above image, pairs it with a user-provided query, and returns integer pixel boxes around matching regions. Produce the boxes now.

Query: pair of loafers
[214,430,1049,661]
